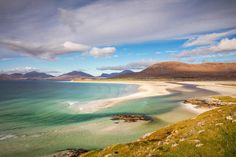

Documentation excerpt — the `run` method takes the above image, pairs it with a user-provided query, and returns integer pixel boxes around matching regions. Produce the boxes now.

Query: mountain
[23,71,54,79]
[0,74,14,80]
[54,71,94,80]
[114,62,236,80]
[0,71,54,80]
[10,73,24,78]
[100,70,134,78]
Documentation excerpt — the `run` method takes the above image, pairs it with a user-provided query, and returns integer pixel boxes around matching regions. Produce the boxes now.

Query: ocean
[0,80,213,157]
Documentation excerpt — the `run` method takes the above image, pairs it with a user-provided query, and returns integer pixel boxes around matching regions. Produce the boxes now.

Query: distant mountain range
[114,61,236,80]
[0,71,54,80]
[100,70,134,78]
[1,62,236,81]
[54,71,94,80]
[0,71,94,80]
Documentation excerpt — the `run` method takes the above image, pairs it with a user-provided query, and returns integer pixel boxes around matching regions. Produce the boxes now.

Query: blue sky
[0,0,236,76]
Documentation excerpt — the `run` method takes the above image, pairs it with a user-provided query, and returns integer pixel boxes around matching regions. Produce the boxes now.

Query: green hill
[81,102,236,157]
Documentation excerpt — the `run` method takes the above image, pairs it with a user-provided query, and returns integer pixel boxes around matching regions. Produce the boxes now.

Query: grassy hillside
[81,102,236,157]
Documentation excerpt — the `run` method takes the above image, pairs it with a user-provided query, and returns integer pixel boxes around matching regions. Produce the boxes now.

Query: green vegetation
[81,104,236,157]
[221,84,236,87]
[212,96,236,103]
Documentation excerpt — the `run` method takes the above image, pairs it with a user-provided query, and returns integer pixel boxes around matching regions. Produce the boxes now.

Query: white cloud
[97,60,156,71]
[57,0,236,45]
[178,38,236,57]
[63,41,90,51]
[89,47,116,57]
[0,39,115,59]
[183,29,236,47]
[1,0,236,58]
[0,39,89,59]
[7,67,39,74]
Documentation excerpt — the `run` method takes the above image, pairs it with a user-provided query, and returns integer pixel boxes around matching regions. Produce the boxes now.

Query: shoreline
[71,80,236,114]
[179,81,236,114]
[71,80,182,113]
[180,102,213,114]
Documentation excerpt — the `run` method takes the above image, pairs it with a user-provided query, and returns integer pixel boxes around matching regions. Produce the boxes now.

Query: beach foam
[0,134,17,141]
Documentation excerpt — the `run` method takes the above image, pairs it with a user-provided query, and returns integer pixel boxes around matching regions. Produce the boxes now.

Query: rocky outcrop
[111,114,152,122]
[53,149,88,157]
[184,96,235,108]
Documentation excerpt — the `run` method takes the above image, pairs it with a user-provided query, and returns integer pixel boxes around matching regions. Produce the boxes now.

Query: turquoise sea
[0,80,216,157]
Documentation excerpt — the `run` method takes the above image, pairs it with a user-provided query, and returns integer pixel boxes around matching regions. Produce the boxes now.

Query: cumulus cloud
[89,47,116,57]
[183,29,236,47]
[0,39,115,59]
[178,38,236,57]
[63,41,90,51]
[97,61,156,71]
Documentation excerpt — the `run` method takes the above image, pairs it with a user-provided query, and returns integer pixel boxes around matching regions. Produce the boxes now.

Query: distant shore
[71,80,236,114]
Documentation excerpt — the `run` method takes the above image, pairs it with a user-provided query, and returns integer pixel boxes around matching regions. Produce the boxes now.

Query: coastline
[71,80,182,113]
[179,81,236,114]
[179,102,213,114]
[71,80,236,114]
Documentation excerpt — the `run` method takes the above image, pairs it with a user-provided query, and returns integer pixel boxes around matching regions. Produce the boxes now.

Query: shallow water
[0,80,217,157]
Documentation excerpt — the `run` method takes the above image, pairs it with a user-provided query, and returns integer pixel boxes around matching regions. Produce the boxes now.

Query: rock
[172,130,179,134]
[179,138,185,142]
[226,116,233,120]
[158,141,163,146]
[172,143,178,147]
[104,154,112,157]
[196,143,204,147]
[197,121,205,126]
[183,97,233,109]
[111,114,152,122]
[54,149,88,157]
[140,131,155,139]
[215,123,223,126]
[166,134,172,139]
[198,130,205,134]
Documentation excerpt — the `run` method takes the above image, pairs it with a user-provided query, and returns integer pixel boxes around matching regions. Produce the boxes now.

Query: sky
[0,0,236,76]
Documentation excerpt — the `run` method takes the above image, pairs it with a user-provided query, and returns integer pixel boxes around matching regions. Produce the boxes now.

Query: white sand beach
[180,81,236,96]
[72,80,236,114]
[71,80,182,113]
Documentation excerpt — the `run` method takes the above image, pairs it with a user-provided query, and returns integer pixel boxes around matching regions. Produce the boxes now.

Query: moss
[81,104,236,157]
[212,96,236,102]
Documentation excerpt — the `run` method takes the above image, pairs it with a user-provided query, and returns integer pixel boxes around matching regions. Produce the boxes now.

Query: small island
[111,114,152,122]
